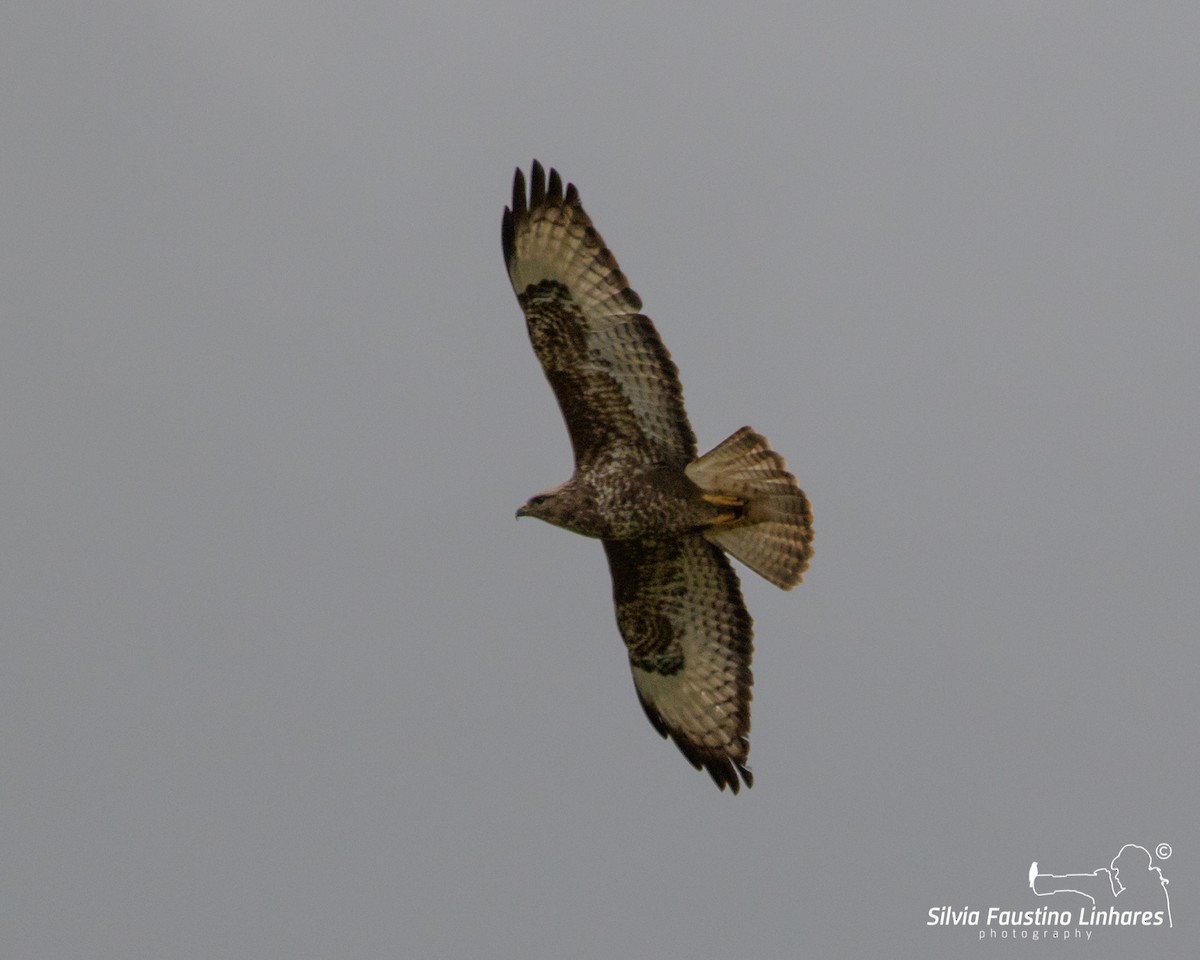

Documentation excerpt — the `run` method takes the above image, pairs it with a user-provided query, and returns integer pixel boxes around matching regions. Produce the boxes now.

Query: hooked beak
[515,504,528,519]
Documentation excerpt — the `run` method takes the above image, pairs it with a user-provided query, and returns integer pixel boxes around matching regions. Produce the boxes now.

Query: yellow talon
[710,511,743,526]
[702,493,745,509]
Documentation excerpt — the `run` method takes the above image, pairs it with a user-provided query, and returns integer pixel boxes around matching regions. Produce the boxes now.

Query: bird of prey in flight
[504,161,813,792]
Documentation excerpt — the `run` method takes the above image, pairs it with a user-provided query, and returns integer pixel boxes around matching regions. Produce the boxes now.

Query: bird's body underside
[504,161,813,792]
[519,456,718,540]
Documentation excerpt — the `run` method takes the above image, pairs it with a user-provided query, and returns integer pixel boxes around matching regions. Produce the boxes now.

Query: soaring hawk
[504,162,813,792]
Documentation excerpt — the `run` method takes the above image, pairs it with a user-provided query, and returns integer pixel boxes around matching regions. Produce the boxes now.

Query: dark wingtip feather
[708,762,734,793]
[501,207,515,267]
[706,756,752,794]
[638,690,752,794]
[509,161,582,220]
[511,166,526,218]
[528,160,546,208]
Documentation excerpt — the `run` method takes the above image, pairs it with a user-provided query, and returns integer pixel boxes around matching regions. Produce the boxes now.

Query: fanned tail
[685,427,813,589]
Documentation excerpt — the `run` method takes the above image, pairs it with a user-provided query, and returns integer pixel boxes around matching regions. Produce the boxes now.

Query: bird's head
[516,483,569,525]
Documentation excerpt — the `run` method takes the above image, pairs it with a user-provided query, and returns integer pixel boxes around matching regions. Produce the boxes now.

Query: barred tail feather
[685,427,814,589]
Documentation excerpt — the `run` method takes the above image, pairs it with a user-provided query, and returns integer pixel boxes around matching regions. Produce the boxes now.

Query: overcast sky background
[4,3,1197,958]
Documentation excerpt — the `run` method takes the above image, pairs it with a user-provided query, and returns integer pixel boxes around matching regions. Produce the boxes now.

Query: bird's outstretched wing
[503,161,696,469]
[603,536,754,792]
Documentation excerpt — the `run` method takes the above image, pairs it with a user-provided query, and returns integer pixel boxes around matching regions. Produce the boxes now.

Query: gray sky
[4,3,1197,958]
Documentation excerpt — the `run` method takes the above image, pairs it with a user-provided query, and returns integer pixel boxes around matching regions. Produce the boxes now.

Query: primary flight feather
[504,161,813,792]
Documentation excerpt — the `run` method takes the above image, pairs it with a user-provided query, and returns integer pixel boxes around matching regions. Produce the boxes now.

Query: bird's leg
[702,492,747,526]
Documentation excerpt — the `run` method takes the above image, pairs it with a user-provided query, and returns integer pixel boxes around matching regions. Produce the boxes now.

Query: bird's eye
[529,495,547,506]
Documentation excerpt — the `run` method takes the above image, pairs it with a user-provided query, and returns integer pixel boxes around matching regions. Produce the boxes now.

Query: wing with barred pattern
[603,536,755,793]
[503,161,696,469]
